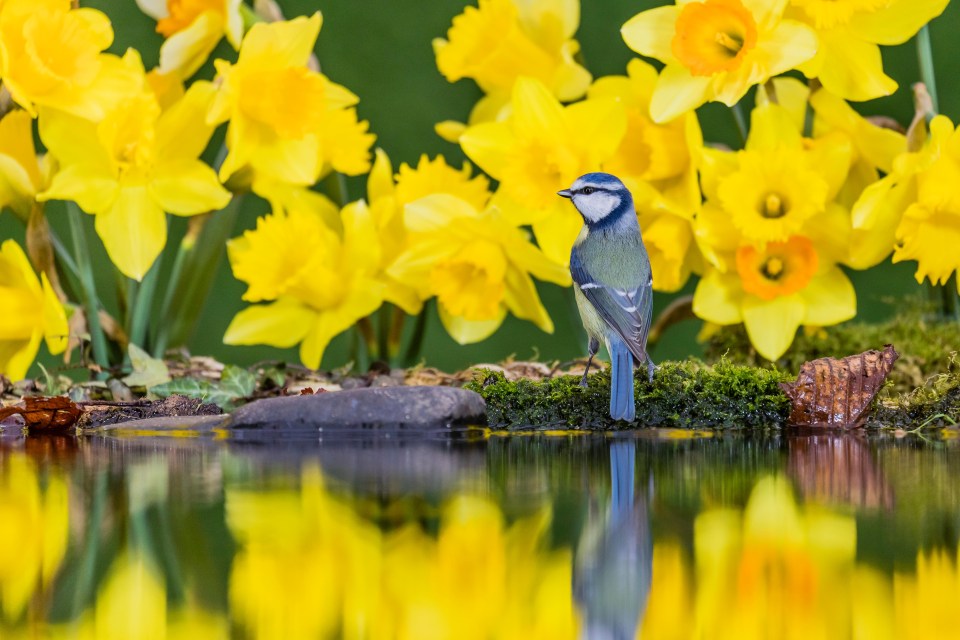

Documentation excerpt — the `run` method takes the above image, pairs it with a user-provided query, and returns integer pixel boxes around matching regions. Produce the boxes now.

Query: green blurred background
[5,0,958,375]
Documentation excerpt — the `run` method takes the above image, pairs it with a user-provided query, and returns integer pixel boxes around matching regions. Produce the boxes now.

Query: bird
[559,172,654,423]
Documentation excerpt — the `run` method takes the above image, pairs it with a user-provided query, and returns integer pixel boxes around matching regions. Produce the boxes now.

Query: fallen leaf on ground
[780,344,899,428]
[0,396,82,431]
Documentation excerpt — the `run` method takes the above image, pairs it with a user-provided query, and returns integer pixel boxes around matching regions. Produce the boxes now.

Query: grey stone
[227,385,486,432]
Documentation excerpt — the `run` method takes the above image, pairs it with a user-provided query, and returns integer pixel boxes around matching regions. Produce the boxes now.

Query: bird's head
[558,172,634,227]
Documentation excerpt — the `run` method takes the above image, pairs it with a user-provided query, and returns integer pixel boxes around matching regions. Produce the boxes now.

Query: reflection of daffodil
[39,57,230,281]
[207,13,374,188]
[894,546,960,639]
[788,0,949,100]
[621,0,816,122]
[853,115,960,293]
[0,240,68,381]
[0,453,69,623]
[434,0,591,140]
[388,194,570,344]
[0,0,141,119]
[0,111,47,219]
[224,200,385,369]
[694,476,856,639]
[460,77,625,265]
[694,103,857,360]
[136,0,244,78]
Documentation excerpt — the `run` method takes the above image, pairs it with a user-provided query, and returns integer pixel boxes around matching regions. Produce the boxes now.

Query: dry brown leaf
[780,344,899,428]
[0,396,82,431]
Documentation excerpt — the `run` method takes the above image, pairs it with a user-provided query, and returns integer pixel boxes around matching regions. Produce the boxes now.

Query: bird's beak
[558,189,572,198]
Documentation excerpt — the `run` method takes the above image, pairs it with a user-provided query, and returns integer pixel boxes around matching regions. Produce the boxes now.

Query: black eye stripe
[579,186,596,195]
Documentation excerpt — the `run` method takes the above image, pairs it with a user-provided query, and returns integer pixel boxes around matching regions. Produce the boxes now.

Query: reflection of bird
[559,173,654,423]
[574,440,652,640]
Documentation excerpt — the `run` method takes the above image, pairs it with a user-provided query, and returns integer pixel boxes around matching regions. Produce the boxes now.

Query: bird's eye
[580,187,596,195]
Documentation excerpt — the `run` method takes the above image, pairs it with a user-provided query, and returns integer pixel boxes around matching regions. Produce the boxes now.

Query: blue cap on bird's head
[558,172,634,226]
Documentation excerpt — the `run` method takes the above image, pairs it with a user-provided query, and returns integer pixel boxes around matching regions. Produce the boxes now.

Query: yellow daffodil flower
[621,0,817,123]
[788,0,949,101]
[38,56,230,281]
[365,149,491,315]
[0,110,47,219]
[136,0,244,78]
[460,76,626,266]
[893,546,960,639]
[694,103,857,360]
[693,476,856,639]
[207,13,374,189]
[0,240,68,381]
[853,115,960,293]
[224,201,385,369]
[587,59,706,292]
[388,193,571,344]
[0,0,141,120]
[0,453,69,623]
[434,0,591,141]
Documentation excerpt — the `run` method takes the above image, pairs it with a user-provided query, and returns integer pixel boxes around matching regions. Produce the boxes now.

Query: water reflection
[1,429,959,639]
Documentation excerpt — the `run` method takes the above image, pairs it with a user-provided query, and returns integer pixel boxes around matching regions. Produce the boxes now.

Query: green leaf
[150,365,255,410]
[123,343,171,389]
[221,365,256,399]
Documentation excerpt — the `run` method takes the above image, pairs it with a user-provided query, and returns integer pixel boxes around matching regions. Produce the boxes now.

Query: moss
[466,359,793,430]
[704,303,960,395]
[869,363,960,429]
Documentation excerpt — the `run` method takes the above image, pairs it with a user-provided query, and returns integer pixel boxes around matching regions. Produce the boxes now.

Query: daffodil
[224,201,386,369]
[893,546,960,639]
[853,115,960,293]
[207,13,374,189]
[387,193,570,344]
[460,76,626,266]
[136,0,244,78]
[621,0,817,123]
[0,110,47,219]
[0,0,141,119]
[0,240,68,381]
[788,0,949,100]
[694,102,857,360]
[433,0,591,140]
[365,149,492,314]
[587,59,705,291]
[693,476,856,639]
[38,56,230,281]
[0,453,69,623]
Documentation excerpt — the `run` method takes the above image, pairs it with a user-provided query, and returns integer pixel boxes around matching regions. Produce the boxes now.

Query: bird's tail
[608,336,635,422]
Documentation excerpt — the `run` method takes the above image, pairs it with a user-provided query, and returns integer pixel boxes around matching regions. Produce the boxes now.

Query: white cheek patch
[575,192,620,222]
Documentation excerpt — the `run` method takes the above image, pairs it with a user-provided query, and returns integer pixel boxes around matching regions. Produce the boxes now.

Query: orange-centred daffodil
[853,115,960,293]
[224,201,386,370]
[388,194,571,344]
[207,13,374,189]
[460,76,626,266]
[788,0,949,101]
[0,240,68,382]
[621,0,816,123]
[136,0,244,79]
[0,0,141,120]
[38,57,230,281]
[434,0,591,141]
[693,102,857,361]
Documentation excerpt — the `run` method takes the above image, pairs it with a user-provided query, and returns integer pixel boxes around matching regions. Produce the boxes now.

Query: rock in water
[228,386,486,433]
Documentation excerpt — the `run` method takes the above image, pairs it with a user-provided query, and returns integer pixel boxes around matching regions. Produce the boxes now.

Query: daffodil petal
[755,20,817,77]
[746,102,802,151]
[693,269,742,325]
[157,11,223,78]
[511,77,568,141]
[95,186,166,281]
[565,97,628,162]
[504,268,553,333]
[367,149,395,204]
[39,164,119,213]
[150,159,231,216]
[847,0,949,46]
[531,203,582,267]
[621,6,678,63]
[156,80,218,160]
[800,268,856,326]
[649,65,712,124]
[239,12,321,69]
[41,273,68,355]
[741,294,804,361]
[0,333,41,382]
[224,299,315,348]
[300,283,383,369]
[404,194,476,233]
[439,304,506,345]
[813,34,897,102]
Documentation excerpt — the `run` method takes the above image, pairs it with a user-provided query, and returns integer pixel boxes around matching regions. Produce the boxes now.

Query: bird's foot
[646,360,656,383]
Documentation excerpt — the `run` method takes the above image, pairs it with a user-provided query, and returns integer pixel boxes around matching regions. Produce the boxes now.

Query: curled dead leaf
[0,396,82,432]
[780,344,899,428]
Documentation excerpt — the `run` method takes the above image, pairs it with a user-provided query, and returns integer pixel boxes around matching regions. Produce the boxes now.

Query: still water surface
[2,428,960,639]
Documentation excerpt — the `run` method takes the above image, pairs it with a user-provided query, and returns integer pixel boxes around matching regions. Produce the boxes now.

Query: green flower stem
[402,306,429,367]
[357,316,377,360]
[387,305,406,361]
[322,171,349,206]
[67,204,110,374]
[916,25,940,115]
[70,470,107,618]
[731,102,748,146]
[128,261,160,352]
[942,274,959,321]
[376,304,391,363]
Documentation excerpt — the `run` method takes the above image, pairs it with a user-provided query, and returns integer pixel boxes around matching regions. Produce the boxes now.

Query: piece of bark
[780,345,899,428]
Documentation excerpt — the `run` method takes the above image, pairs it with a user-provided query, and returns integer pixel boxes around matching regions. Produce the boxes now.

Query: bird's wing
[571,251,653,364]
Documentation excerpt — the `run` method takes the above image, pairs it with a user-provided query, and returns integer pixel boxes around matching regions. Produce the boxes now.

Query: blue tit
[559,172,655,423]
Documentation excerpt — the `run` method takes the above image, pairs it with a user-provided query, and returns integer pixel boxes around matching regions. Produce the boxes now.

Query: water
[2,428,960,639]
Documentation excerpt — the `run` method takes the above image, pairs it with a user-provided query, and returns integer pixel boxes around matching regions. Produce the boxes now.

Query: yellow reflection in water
[0,452,68,623]
[226,464,579,640]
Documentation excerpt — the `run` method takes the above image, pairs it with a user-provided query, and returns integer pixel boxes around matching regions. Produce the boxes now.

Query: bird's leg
[646,357,656,383]
[581,337,600,387]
